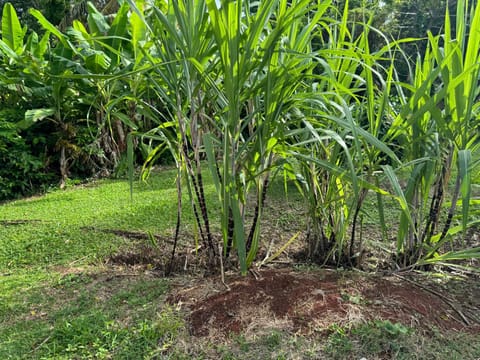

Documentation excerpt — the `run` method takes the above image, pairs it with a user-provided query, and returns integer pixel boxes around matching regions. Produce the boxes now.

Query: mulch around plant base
[166,268,480,337]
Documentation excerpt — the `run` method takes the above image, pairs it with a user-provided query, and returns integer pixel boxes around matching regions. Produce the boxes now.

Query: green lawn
[0,168,207,270]
[0,169,192,358]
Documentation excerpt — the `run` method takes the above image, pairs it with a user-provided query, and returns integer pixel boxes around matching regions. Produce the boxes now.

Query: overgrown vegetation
[0,0,478,272]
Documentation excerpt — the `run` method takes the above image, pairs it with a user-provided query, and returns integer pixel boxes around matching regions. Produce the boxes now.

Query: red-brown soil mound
[167,269,480,337]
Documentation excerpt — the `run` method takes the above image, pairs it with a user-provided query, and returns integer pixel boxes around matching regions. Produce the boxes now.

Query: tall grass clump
[382,0,480,268]
[126,0,331,274]
[284,1,399,266]
[123,0,480,272]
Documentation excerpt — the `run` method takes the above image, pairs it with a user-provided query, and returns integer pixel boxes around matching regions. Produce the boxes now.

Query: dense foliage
[0,0,478,273]
[0,0,467,197]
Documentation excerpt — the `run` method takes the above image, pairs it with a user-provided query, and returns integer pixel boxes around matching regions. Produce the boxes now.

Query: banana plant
[0,2,50,106]
[0,3,58,197]
[0,4,71,187]
[29,1,148,180]
[68,1,134,168]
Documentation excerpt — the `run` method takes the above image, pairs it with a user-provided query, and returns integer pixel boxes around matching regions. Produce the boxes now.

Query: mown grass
[0,167,216,270]
[0,168,194,359]
[208,324,480,360]
[0,169,479,359]
[1,271,175,359]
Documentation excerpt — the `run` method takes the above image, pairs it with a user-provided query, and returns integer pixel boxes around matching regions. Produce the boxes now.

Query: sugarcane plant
[203,0,330,273]
[284,0,400,267]
[125,0,331,274]
[383,0,480,269]
[13,0,478,275]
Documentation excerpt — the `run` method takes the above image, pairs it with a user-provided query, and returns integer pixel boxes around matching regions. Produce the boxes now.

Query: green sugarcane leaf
[382,165,416,252]
[424,247,480,263]
[111,112,139,131]
[375,176,388,242]
[203,133,221,196]
[127,132,135,200]
[231,197,247,275]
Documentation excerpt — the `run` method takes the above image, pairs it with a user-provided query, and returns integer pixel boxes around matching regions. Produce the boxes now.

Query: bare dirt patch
[166,268,480,338]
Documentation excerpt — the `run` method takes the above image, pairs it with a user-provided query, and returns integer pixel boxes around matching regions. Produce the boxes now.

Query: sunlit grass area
[0,168,218,270]
[1,270,174,359]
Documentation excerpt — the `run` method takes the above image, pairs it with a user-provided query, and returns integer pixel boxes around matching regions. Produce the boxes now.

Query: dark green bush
[0,110,55,201]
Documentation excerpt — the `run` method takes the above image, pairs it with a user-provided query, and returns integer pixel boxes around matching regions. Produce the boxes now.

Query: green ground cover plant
[0,167,211,270]
[0,170,187,359]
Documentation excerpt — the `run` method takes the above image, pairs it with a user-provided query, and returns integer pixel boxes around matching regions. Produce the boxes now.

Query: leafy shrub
[0,110,55,200]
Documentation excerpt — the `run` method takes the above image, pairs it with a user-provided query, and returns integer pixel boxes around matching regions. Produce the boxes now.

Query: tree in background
[0,0,118,32]
[333,0,462,79]
[382,0,460,79]
[0,0,67,32]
